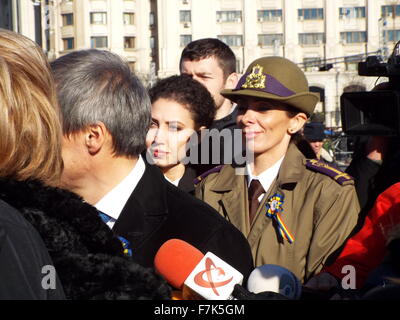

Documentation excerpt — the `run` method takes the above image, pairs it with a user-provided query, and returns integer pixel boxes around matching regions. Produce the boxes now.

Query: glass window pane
[218,35,243,46]
[124,37,135,49]
[180,10,191,22]
[90,12,107,24]
[180,35,192,47]
[123,13,134,25]
[91,36,107,48]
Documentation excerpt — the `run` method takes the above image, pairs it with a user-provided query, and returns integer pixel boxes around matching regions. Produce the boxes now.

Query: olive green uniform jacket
[195,143,360,283]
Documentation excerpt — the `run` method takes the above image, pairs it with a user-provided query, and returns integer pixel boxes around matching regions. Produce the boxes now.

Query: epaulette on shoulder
[305,159,354,186]
[193,165,224,186]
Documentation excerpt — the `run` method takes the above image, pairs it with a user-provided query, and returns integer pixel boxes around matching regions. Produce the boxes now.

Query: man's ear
[84,122,107,155]
[225,72,239,89]
[288,113,308,135]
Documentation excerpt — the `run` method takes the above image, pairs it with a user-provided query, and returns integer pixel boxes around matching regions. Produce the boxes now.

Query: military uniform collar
[211,142,305,192]
[276,142,305,187]
[210,164,239,192]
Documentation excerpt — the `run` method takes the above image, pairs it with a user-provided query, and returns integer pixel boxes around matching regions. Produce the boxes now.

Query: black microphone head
[232,284,289,300]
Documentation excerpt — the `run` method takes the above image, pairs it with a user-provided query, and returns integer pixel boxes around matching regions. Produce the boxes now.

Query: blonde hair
[0,29,63,186]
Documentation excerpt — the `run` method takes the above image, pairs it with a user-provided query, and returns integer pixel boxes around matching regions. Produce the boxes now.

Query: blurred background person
[303,122,337,167]
[195,56,360,283]
[146,74,216,194]
[345,83,400,225]
[0,29,170,300]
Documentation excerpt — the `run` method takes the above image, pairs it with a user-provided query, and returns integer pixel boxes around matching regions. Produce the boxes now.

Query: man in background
[180,38,240,170]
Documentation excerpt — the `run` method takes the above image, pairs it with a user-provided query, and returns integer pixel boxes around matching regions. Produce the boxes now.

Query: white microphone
[247,264,302,300]
[183,251,243,300]
[154,239,243,300]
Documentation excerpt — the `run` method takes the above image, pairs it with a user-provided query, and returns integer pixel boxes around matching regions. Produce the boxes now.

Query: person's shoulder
[304,158,355,186]
[193,165,225,186]
[0,199,33,231]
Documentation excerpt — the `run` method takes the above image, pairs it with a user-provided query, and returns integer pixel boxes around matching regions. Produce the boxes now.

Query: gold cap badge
[242,64,266,89]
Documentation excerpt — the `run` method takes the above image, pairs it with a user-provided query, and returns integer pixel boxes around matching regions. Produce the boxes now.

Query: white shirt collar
[164,175,181,187]
[95,155,145,228]
[246,156,285,196]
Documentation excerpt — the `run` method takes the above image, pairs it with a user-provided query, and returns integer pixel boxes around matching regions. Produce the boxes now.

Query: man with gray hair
[51,49,253,280]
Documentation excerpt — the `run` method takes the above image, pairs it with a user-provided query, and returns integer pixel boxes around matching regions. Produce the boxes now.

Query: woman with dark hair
[0,29,170,300]
[146,74,216,193]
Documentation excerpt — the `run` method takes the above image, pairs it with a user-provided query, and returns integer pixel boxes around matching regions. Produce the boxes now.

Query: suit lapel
[113,162,168,251]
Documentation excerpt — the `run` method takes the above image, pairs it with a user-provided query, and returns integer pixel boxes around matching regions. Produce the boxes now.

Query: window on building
[339,7,366,19]
[382,5,400,18]
[128,61,135,72]
[91,36,108,48]
[150,36,155,49]
[62,37,74,50]
[344,54,364,71]
[218,35,243,46]
[385,29,400,42]
[340,31,367,43]
[90,12,107,25]
[216,11,242,23]
[299,33,325,45]
[180,35,192,47]
[124,36,135,49]
[235,59,241,73]
[62,13,73,26]
[303,57,321,72]
[150,12,155,26]
[258,34,283,46]
[180,10,191,22]
[123,12,134,25]
[298,8,324,20]
[257,9,282,22]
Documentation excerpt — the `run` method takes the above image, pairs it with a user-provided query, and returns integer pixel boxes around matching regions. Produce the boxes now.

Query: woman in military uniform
[195,56,360,283]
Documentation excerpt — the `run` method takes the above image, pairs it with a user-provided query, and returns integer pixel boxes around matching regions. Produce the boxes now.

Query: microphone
[154,239,243,300]
[246,264,302,300]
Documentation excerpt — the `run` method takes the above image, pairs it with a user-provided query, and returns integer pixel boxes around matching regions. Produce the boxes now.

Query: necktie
[98,211,116,224]
[97,210,132,256]
[248,179,265,224]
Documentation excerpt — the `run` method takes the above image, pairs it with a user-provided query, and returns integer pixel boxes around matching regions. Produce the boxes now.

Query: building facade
[3,0,400,127]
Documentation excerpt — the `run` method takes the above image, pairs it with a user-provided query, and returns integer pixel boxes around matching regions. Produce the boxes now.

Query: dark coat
[0,179,171,300]
[177,165,200,194]
[0,199,65,299]
[113,161,254,283]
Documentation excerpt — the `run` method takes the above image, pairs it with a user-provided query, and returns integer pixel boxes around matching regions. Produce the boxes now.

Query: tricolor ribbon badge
[265,193,294,244]
[118,236,133,257]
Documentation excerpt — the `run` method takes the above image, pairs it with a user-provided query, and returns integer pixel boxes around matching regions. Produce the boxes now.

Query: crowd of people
[1,28,400,300]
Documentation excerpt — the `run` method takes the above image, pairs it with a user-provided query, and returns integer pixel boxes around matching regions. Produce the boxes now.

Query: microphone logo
[193,257,233,296]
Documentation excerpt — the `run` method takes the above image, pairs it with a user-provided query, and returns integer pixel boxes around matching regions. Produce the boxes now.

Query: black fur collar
[0,179,124,258]
[0,179,171,299]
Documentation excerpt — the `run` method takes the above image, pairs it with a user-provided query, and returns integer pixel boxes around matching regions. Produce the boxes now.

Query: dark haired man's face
[180,56,228,111]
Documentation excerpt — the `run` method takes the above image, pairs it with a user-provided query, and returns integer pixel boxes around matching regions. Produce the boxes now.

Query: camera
[341,41,400,136]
